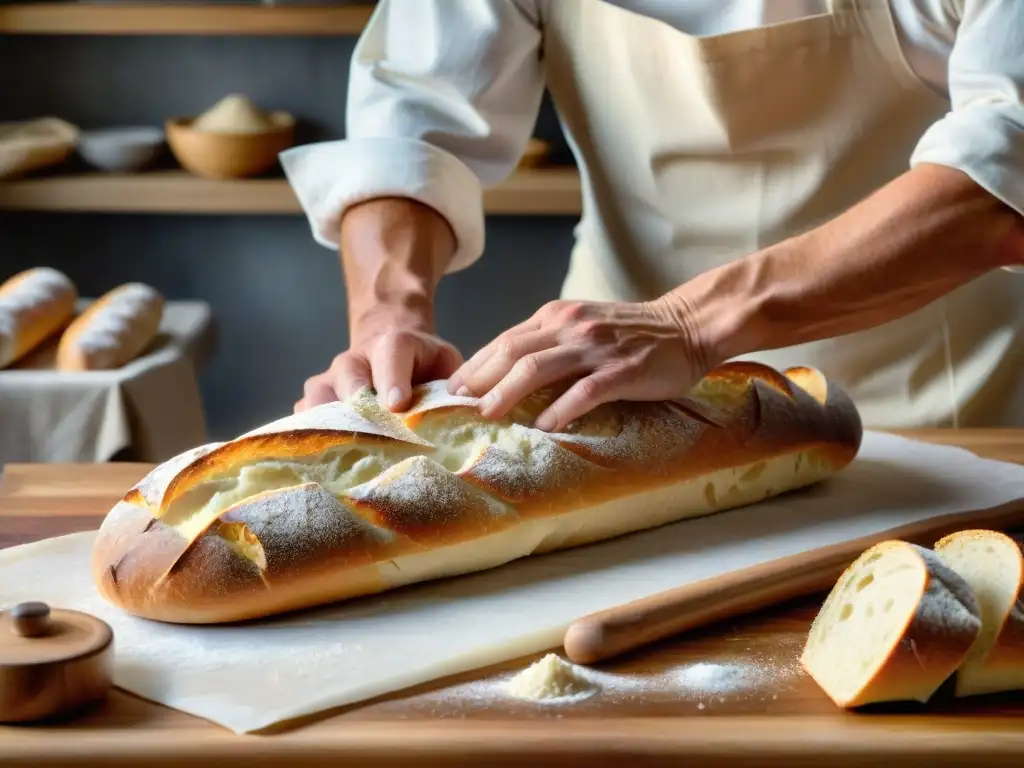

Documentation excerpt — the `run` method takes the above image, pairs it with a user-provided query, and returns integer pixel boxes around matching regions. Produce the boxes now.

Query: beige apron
[541,0,1024,428]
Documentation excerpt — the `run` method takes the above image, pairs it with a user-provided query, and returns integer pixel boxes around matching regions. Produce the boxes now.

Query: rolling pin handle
[563,618,606,665]
[10,601,53,638]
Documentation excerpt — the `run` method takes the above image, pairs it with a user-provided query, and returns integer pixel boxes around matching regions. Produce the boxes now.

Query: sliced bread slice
[801,540,980,708]
[934,529,1024,698]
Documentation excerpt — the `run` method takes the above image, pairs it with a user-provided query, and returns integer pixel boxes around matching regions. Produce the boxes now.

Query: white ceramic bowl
[77,126,166,173]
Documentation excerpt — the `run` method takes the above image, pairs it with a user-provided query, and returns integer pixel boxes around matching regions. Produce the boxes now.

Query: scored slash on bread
[91,362,863,624]
[800,540,982,708]
[934,530,1024,698]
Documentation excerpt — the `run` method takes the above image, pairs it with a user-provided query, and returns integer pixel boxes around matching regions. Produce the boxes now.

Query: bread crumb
[503,653,599,702]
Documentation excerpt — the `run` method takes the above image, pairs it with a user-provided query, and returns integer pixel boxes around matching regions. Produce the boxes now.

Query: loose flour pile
[413,640,803,717]
[503,653,601,703]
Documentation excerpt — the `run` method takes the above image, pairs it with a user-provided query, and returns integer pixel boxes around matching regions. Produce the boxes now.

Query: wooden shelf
[0,3,374,35]
[0,169,582,215]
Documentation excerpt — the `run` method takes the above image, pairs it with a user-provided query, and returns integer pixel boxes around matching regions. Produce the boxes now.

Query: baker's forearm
[339,197,457,338]
[671,164,1024,366]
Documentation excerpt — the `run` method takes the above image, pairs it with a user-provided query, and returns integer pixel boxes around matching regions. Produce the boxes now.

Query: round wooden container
[517,138,551,169]
[165,113,295,180]
[0,602,114,723]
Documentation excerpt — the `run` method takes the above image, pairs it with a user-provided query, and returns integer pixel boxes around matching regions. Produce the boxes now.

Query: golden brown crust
[55,282,164,371]
[92,362,864,624]
[0,267,77,369]
[982,534,1024,672]
[802,540,981,708]
[933,529,1024,694]
[852,544,980,707]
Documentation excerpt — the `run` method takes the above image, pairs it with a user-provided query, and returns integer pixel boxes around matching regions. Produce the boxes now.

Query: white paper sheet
[2,431,1023,734]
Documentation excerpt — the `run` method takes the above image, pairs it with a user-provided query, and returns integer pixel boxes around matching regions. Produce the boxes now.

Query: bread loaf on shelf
[92,362,863,624]
[934,529,1024,698]
[801,540,981,708]
[56,282,164,371]
[0,267,78,369]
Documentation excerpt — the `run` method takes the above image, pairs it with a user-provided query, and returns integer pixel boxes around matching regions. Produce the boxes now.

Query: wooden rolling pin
[563,498,1024,665]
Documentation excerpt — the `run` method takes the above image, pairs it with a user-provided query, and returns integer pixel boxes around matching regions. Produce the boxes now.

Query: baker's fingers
[329,354,373,400]
[449,325,550,396]
[370,334,417,411]
[425,341,465,382]
[299,376,343,412]
[447,315,543,394]
[533,368,626,432]
[447,339,505,396]
[452,329,555,399]
[478,346,584,421]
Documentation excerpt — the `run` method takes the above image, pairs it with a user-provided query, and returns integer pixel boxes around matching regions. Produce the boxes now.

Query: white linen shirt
[280,0,1024,274]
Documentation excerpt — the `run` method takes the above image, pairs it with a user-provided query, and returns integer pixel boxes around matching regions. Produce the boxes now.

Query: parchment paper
[2,431,1023,734]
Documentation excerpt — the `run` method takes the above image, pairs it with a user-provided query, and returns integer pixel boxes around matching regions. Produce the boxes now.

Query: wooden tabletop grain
[1,429,1024,767]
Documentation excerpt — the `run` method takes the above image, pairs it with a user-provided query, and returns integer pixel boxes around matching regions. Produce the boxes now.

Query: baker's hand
[446,296,709,432]
[295,315,463,414]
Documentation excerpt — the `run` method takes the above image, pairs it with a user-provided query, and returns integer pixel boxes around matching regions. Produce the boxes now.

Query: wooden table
[2,429,1024,767]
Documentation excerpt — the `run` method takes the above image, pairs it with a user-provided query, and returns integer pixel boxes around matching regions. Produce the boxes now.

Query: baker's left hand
[446,296,710,432]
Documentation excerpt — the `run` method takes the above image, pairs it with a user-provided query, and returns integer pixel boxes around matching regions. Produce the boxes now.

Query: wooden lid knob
[0,602,114,723]
[10,601,53,638]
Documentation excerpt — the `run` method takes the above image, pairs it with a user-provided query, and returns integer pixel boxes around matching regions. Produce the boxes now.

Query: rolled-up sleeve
[280,0,546,272]
[909,0,1024,272]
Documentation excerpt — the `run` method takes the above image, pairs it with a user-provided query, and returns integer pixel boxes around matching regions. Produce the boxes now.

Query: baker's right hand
[295,322,463,414]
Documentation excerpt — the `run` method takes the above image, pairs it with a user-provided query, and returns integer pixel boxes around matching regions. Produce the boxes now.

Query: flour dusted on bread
[0,266,77,369]
[801,540,981,708]
[92,362,863,624]
[934,530,1024,698]
[56,282,164,371]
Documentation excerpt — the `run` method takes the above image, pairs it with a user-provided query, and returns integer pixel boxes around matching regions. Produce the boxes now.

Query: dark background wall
[0,32,578,441]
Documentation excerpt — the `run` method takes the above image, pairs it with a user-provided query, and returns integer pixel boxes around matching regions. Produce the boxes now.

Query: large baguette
[56,282,164,371]
[91,362,863,624]
[0,267,77,369]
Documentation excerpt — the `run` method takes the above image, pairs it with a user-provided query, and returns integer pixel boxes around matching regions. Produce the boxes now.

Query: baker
[281,0,1024,433]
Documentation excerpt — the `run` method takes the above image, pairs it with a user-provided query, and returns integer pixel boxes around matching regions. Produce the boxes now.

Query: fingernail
[456,385,470,397]
[387,387,404,410]
[534,413,556,432]
[480,392,499,412]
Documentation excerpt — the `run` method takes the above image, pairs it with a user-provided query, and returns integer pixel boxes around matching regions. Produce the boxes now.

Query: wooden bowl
[165,112,295,180]
[517,138,551,169]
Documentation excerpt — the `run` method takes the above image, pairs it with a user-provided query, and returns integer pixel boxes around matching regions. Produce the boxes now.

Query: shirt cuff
[279,137,486,273]
[910,105,1024,275]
